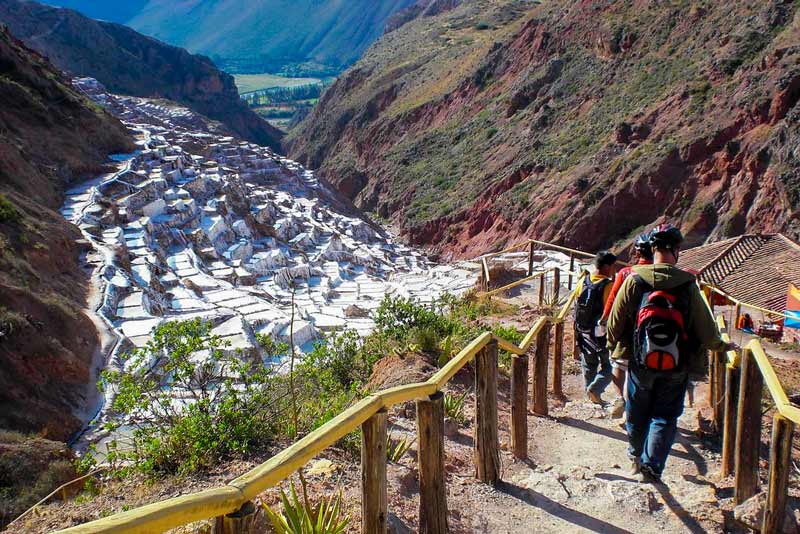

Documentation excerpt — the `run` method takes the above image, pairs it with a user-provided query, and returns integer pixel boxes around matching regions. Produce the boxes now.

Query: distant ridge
[0,0,283,148]
[127,0,417,74]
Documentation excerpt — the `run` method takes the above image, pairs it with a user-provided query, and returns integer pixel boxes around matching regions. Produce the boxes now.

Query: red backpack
[632,276,693,372]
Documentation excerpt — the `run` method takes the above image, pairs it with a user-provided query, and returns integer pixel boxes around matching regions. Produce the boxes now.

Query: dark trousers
[625,367,689,476]
[575,327,612,396]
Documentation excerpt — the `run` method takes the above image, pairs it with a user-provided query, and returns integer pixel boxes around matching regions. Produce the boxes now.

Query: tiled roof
[678,234,800,313]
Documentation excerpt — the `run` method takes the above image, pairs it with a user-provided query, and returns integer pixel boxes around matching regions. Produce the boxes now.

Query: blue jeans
[576,328,612,396]
[625,367,689,476]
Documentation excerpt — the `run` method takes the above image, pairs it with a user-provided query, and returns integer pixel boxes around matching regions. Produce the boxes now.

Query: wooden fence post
[481,258,490,293]
[417,392,447,534]
[213,501,256,534]
[722,363,740,477]
[734,348,763,504]
[531,323,551,416]
[511,354,528,459]
[568,255,575,290]
[711,352,725,433]
[538,273,545,306]
[362,409,388,534]
[552,321,564,398]
[713,352,728,432]
[552,269,560,304]
[475,340,499,484]
[527,242,535,277]
[709,351,717,417]
[762,415,795,534]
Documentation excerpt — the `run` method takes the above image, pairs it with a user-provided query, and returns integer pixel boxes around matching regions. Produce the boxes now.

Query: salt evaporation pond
[64,79,490,451]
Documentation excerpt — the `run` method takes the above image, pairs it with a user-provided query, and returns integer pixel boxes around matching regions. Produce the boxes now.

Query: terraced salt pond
[64,79,484,447]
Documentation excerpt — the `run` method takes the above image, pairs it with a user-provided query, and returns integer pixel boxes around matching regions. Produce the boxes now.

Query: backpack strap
[631,274,652,292]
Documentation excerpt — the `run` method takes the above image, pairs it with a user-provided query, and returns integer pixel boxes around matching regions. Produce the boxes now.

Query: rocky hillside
[0,0,282,148]
[0,26,132,440]
[288,0,800,258]
[127,0,416,74]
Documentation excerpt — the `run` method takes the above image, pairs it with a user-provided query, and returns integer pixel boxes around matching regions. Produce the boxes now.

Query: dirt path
[376,366,725,534]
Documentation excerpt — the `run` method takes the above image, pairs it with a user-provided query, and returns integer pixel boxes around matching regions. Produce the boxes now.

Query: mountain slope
[128,0,416,74]
[0,26,133,439]
[42,0,147,22]
[288,0,800,258]
[0,0,282,148]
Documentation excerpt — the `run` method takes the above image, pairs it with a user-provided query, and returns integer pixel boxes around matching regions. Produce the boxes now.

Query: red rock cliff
[289,0,800,258]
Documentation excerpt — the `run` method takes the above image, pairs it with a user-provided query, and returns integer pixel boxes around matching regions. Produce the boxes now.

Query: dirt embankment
[0,26,133,440]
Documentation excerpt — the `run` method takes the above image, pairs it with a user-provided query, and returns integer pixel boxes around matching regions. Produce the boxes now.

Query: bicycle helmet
[633,232,653,259]
[649,223,683,250]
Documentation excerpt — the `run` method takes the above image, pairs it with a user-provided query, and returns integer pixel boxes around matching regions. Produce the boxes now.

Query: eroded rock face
[0,28,133,440]
[289,0,800,259]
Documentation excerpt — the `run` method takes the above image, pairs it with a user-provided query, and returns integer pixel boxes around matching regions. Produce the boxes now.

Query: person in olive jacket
[606,224,736,482]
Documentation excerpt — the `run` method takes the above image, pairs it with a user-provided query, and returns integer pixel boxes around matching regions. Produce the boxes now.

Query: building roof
[678,234,800,313]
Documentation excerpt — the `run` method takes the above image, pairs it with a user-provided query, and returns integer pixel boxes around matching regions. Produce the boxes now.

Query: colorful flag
[785,283,800,329]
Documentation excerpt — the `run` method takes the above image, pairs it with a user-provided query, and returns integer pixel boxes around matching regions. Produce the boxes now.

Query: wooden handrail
[716,316,798,423]
[54,275,574,534]
[52,235,799,534]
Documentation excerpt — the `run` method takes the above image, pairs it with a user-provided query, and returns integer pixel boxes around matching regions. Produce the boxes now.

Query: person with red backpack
[574,251,617,404]
[606,224,735,482]
[602,233,654,419]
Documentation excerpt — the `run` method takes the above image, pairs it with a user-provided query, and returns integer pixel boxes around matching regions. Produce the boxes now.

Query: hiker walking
[601,233,654,419]
[575,251,617,404]
[606,224,735,482]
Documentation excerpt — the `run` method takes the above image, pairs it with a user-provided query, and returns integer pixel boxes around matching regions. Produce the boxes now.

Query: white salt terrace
[63,79,488,446]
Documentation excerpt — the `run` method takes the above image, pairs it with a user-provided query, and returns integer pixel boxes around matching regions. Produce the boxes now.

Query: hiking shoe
[609,397,625,419]
[637,465,662,484]
[629,457,641,476]
[587,389,603,405]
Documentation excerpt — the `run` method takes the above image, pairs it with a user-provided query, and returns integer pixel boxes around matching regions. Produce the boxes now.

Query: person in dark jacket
[607,224,736,482]
[575,251,617,404]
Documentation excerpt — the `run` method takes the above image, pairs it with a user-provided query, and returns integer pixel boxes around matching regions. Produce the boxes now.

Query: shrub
[0,194,19,225]
[375,296,447,340]
[101,319,282,476]
[411,325,441,353]
[493,325,525,370]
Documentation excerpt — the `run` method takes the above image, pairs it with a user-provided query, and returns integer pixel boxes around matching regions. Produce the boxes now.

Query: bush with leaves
[101,319,284,476]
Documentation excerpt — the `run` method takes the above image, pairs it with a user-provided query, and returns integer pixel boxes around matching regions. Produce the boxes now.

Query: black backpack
[574,274,611,331]
[631,276,694,372]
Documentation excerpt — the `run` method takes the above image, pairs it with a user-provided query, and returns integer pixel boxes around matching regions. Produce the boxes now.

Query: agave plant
[443,390,469,424]
[262,482,350,534]
[386,434,414,463]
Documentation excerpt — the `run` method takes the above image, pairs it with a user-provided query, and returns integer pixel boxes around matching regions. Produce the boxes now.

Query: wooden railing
[707,315,798,533]
[55,268,575,534]
[52,238,800,534]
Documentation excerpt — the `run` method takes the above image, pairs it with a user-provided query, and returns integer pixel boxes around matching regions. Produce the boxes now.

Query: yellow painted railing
[53,237,800,534]
[55,270,574,534]
[715,316,799,424]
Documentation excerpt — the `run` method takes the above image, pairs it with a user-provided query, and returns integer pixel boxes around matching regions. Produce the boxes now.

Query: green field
[234,73,322,94]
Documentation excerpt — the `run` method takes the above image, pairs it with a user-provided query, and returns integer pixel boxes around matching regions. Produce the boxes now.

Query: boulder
[733,491,799,533]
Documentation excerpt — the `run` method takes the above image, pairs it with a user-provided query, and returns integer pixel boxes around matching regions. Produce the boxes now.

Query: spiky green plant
[443,390,469,424]
[386,435,413,463]
[262,482,350,534]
